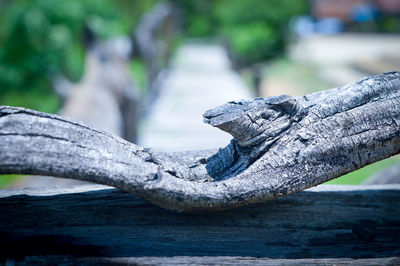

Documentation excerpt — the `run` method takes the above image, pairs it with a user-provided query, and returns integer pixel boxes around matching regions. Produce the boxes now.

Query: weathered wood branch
[1,72,399,211]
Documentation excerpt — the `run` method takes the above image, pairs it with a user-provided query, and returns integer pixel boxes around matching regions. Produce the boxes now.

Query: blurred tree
[173,0,217,37]
[214,0,307,65]
[0,0,306,113]
[175,0,307,65]
[0,0,156,113]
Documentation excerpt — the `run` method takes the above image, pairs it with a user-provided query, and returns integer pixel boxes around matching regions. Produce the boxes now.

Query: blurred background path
[261,34,400,98]
[138,43,252,151]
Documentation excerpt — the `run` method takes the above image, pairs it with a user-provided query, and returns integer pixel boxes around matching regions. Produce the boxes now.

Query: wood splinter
[1,71,399,212]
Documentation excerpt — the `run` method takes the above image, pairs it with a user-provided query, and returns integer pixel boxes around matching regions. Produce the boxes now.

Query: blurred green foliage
[174,0,216,37]
[0,174,21,188]
[0,0,156,113]
[176,0,307,65]
[215,0,307,64]
[129,59,148,93]
[0,0,307,113]
[378,16,400,33]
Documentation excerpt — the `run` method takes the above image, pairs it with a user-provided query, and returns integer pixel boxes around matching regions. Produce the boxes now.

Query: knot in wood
[203,95,304,147]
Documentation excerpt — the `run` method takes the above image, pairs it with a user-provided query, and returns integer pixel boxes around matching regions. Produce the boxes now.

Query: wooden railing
[0,184,399,263]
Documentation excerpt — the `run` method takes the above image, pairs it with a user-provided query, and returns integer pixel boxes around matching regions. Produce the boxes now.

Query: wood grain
[0,184,399,261]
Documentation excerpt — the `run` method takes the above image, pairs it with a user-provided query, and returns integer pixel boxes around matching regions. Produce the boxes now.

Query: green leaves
[178,0,307,64]
[214,0,306,64]
[223,23,278,62]
[0,0,156,113]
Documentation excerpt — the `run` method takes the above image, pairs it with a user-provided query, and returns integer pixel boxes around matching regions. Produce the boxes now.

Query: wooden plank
[5,255,400,265]
[0,184,399,261]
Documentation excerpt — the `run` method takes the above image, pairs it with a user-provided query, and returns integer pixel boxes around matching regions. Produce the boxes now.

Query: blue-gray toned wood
[5,256,400,265]
[0,185,399,262]
[1,72,400,211]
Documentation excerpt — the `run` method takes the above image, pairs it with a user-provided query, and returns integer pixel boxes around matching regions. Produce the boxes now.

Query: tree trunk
[1,71,399,212]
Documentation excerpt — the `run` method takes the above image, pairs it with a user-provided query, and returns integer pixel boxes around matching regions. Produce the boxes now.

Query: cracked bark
[1,71,399,212]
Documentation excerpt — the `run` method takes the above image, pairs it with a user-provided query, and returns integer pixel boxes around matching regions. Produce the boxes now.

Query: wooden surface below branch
[0,184,399,263]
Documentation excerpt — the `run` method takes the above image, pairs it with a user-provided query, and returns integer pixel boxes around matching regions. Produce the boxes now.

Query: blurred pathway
[289,33,400,86]
[138,43,253,151]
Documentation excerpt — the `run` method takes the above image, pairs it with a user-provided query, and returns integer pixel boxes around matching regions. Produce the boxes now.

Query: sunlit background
[1,0,400,188]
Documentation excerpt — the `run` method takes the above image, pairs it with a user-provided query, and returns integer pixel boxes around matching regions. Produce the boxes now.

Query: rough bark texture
[1,72,400,211]
[0,185,399,262]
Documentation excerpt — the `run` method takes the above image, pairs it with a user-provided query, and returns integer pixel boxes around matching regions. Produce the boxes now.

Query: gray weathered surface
[5,256,400,265]
[0,184,399,261]
[1,72,400,211]
[22,36,139,188]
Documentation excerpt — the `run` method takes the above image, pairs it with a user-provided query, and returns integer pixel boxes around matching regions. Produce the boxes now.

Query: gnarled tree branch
[1,71,399,212]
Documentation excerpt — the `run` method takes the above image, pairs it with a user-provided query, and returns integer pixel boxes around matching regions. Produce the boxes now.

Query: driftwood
[1,72,400,211]
[0,184,399,263]
[28,36,139,187]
